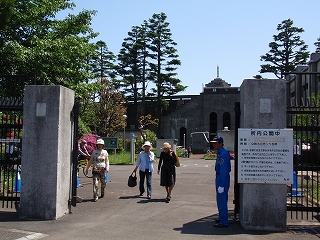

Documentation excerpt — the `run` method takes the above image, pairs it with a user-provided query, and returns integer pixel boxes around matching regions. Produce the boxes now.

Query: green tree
[135,129,158,153]
[79,40,119,135]
[93,78,127,137]
[260,19,309,79]
[118,12,187,128]
[138,114,159,142]
[147,13,186,117]
[0,1,103,134]
[0,0,14,33]
[0,0,98,89]
[117,23,150,120]
[91,40,117,80]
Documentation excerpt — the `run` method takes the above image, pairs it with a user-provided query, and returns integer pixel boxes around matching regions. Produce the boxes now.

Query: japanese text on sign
[238,129,293,184]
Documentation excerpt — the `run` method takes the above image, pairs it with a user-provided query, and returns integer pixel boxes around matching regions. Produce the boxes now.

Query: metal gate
[286,72,320,220]
[0,75,35,208]
[287,106,320,219]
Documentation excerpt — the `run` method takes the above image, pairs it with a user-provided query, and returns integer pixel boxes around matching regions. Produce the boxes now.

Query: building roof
[204,77,231,89]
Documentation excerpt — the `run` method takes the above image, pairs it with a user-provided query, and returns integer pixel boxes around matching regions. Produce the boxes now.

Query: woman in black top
[157,142,178,201]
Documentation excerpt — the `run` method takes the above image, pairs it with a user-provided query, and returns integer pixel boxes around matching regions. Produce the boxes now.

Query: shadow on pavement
[0,211,19,222]
[174,213,276,236]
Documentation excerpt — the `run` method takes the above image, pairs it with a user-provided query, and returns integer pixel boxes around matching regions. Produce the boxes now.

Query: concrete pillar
[239,79,287,231]
[20,86,74,220]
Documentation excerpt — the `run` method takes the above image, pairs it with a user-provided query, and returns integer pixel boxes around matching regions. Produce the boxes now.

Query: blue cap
[210,136,223,143]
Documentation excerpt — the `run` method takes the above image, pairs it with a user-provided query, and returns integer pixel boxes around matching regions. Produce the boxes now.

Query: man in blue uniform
[211,136,231,228]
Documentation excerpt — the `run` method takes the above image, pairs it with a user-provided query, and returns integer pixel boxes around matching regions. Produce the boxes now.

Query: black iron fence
[0,111,23,208]
[0,75,36,208]
[0,75,32,208]
[286,71,320,220]
[287,106,320,220]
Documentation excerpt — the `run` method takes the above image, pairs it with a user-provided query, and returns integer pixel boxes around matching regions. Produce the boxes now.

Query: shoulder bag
[128,171,137,187]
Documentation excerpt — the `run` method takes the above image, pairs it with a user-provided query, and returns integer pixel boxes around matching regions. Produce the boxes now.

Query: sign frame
[238,128,293,184]
[101,137,118,149]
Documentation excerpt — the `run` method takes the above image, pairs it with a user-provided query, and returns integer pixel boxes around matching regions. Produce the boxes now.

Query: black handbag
[128,171,137,187]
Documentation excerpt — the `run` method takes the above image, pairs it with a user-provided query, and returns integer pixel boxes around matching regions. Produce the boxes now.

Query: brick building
[125,75,240,153]
[159,76,240,152]
[286,53,320,107]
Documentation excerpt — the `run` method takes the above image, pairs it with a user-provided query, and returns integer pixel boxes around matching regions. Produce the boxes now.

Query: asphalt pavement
[0,155,319,240]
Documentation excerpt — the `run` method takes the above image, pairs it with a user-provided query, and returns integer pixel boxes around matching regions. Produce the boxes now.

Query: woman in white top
[86,139,109,202]
[133,141,155,199]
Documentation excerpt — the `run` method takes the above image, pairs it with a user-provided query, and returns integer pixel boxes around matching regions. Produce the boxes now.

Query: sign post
[101,137,118,162]
[130,133,135,163]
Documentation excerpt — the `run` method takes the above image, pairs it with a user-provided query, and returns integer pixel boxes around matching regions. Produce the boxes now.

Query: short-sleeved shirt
[90,149,108,169]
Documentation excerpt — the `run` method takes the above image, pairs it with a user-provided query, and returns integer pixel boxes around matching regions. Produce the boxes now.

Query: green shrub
[204,151,217,160]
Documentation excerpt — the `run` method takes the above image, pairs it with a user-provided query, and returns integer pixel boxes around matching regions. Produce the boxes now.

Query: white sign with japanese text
[238,128,293,184]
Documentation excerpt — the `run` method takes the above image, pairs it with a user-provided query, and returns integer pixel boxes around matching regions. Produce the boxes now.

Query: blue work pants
[216,175,230,226]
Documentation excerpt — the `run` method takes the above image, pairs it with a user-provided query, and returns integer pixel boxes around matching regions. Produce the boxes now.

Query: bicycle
[81,159,93,178]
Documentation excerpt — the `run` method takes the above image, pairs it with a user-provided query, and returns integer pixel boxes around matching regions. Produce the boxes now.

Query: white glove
[218,186,224,194]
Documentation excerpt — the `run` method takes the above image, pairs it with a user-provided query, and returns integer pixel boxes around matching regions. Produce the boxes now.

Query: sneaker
[147,195,151,199]
[93,197,98,202]
[139,192,144,196]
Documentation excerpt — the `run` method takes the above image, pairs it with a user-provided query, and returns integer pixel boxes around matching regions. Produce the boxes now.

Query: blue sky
[64,0,320,95]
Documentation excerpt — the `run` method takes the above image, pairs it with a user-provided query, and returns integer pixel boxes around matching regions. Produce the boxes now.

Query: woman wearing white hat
[133,141,155,199]
[85,138,109,202]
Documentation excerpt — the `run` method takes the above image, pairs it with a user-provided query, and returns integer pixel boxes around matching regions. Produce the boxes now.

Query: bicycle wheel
[83,164,93,178]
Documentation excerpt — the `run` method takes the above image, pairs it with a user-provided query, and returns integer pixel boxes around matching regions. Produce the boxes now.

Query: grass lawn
[108,151,134,165]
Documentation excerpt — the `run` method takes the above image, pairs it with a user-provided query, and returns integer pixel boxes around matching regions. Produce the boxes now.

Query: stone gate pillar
[20,85,74,220]
[239,79,287,231]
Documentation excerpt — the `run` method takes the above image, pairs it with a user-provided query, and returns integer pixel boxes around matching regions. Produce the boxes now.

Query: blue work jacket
[215,147,231,188]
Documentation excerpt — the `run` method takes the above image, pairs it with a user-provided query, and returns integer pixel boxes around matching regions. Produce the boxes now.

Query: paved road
[0,156,319,239]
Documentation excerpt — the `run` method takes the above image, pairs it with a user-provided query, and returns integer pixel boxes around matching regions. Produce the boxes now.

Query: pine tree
[147,12,186,119]
[91,41,117,81]
[147,13,185,97]
[117,12,186,132]
[260,19,309,78]
[117,24,150,121]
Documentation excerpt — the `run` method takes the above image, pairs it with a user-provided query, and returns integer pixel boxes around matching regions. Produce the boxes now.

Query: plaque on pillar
[238,128,293,184]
